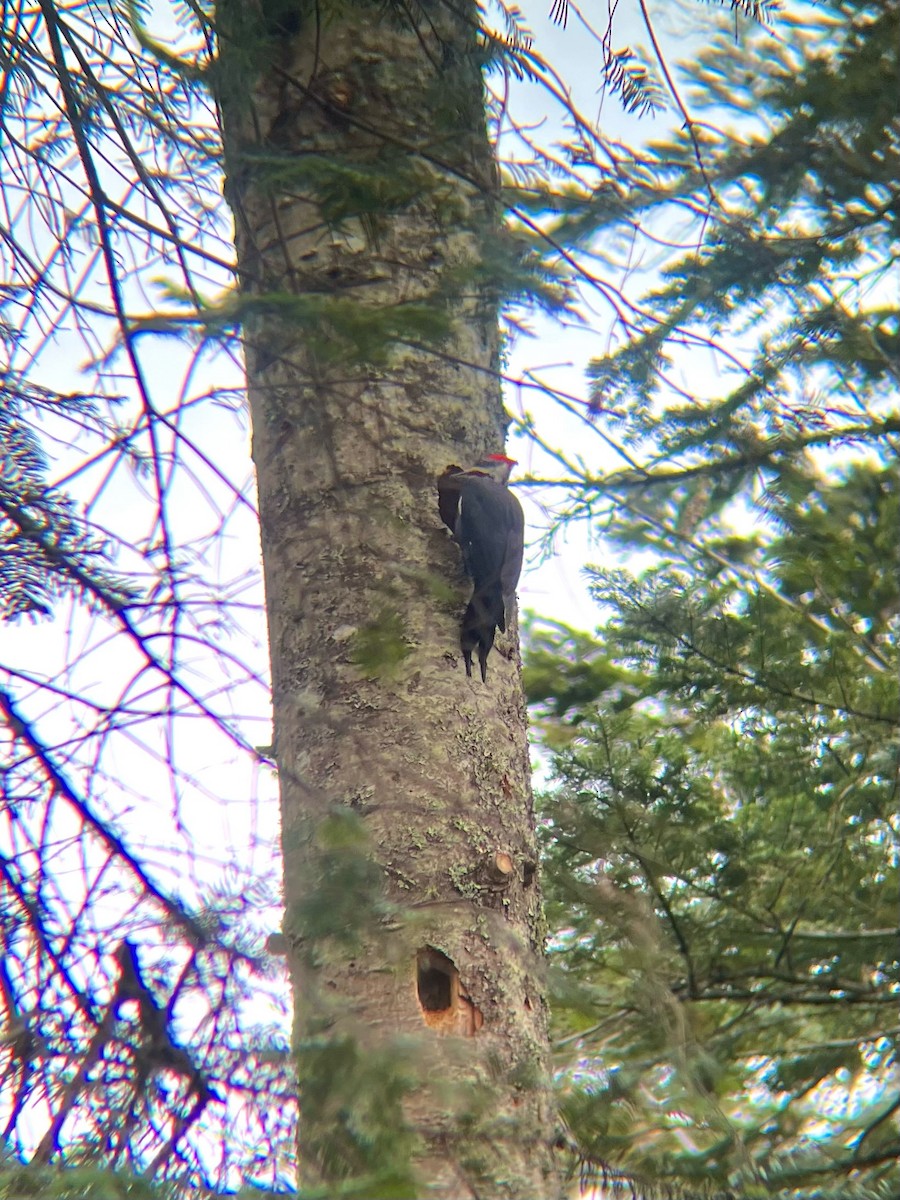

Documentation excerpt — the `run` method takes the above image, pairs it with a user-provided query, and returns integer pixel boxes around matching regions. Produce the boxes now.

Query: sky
[496,0,706,630]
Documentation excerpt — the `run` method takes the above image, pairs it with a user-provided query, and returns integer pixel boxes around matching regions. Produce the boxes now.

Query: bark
[219,2,561,1194]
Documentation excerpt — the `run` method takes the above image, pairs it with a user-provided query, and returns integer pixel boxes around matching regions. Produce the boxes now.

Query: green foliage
[297,1035,420,1196]
[238,152,455,238]
[526,1,900,1196]
[206,290,453,367]
[530,462,899,1199]
[602,48,668,118]
[351,605,413,676]
[574,0,899,506]
[291,809,389,948]
[0,386,137,620]
[0,1164,164,1198]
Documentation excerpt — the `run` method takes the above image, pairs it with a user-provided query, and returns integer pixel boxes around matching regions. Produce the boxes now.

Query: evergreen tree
[528,0,900,1195]
[216,0,560,1192]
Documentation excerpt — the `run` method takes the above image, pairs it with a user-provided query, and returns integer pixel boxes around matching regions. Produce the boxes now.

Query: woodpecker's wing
[437,465,464,533]
[457,475,522,589]
[501,491,525,601]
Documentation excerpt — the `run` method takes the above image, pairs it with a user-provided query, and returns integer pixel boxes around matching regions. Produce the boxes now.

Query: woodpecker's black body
[438,455,524,681]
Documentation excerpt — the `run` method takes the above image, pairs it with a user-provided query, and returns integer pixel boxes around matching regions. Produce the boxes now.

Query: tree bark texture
[220,2,560,1194]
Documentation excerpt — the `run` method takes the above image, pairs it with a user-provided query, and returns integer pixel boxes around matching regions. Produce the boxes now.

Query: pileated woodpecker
[437,454,525,681]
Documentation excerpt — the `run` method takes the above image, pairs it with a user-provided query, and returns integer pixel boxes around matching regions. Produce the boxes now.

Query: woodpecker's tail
[461,584,505,682]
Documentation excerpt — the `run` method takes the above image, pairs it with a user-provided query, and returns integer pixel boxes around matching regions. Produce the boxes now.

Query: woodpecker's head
[470,453,517,485]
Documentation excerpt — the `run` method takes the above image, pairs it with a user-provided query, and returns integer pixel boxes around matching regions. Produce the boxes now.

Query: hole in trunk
[416,947,482,1035]
[417,948,453,1012]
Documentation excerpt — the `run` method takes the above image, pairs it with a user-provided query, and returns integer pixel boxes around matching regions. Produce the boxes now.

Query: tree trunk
[219,2,560,1194]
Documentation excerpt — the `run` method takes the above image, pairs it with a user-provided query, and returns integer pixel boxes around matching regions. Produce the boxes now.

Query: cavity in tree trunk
[219,1,561,1193]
